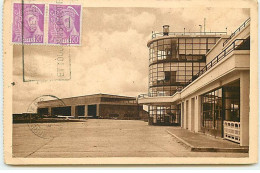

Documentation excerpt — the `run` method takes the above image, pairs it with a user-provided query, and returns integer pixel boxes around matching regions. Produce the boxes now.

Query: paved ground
[166,128,249,153]
[13,119,249,158]
[166,128,248,148]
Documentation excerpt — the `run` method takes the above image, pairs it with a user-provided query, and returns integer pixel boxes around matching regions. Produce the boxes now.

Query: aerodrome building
[37,94,148,120]
[138,18,250,146]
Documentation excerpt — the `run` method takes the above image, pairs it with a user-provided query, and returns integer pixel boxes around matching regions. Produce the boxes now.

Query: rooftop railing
[137,88,183,99]
[223,18,250,47]
[151,31,227,39]
[137,94,149,99]
[185,38,250,86]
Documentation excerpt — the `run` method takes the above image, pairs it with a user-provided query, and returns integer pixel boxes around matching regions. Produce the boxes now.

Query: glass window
[202,88,223,131]
[223,86,240,122]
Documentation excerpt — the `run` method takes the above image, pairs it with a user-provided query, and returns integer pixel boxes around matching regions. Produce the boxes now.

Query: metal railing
[185,38,249,86]
[151,31,227,39]
[137,94,149,99]
[137,87,183,99]
[223,18,250,46]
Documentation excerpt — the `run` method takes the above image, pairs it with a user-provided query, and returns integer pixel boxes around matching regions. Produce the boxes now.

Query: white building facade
[138,18,250,146]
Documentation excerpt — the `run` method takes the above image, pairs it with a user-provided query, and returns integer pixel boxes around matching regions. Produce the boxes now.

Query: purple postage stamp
[48,4,81,45]
[12,3,45,44]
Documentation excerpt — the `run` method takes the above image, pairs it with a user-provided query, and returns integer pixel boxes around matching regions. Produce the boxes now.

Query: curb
[166,130,248,153]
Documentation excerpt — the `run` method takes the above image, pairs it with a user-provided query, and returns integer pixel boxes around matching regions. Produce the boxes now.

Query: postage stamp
[12,3,45,44]
[48,4,81,45]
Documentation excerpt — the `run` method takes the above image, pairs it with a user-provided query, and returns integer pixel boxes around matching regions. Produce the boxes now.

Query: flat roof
[39,93,137,104]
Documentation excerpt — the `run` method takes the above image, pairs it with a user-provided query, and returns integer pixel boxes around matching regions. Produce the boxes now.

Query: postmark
[48,4,81,45]
[19,45,71,82]
[26,95,65,139]
[12,3,45,44]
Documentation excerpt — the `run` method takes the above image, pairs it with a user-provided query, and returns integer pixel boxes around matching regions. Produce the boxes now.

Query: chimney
[163,25,170,36]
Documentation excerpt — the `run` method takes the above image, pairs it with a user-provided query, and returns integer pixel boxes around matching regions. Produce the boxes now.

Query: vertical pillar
[85,105,88,117]
[186,100,189,129]
[183,101,188,129]
[188,99,192,131]
[48,107,52,116]
[194,95,202,133]
[153,106,157,124]
[181,102,184,128]
[96,104,100,117]
[240,71,249,146]
[71,106,76,118]
[190,98,195,132]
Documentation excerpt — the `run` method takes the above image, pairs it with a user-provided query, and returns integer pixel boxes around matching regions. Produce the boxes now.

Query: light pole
[204,18,206,34]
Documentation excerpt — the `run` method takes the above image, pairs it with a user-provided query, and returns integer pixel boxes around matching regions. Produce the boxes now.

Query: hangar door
[88,105,97,117]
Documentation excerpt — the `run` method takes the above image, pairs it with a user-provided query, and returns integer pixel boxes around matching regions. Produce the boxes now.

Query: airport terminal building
[38,94,147,120]
[138,18,250,146]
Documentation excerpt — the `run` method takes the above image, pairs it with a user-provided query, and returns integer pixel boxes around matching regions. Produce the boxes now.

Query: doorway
[88,105,97,118]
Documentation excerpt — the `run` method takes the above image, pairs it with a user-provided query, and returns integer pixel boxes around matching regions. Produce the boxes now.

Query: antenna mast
[204,18,206,34]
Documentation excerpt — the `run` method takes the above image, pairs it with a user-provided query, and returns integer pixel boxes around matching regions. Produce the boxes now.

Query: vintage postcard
[3,0,258,165]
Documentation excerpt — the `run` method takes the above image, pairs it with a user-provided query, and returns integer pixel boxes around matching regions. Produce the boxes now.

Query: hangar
[37,93,147,120]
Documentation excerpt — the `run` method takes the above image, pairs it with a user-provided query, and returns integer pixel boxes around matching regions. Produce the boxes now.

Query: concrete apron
[166,130,249,153]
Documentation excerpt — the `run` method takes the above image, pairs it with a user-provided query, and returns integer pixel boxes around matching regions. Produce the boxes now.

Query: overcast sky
[13,7,250,114]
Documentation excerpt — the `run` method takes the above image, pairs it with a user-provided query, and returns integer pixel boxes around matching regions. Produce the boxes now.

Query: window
[148,37,220,97]
[201,84,240,137]
[223,86,240,122]
[202,88,222,130]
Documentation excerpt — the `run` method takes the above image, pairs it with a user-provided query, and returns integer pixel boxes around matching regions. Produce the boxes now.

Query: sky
[13,7,250,114]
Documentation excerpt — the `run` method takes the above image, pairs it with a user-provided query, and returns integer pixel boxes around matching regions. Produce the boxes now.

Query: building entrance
[51,106,71,116]
[88,105,97,117]
[76,105,85,116]
[201,81,240,138]
[201,88,223,137]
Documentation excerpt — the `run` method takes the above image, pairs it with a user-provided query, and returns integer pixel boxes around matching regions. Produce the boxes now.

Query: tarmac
[12,119,249,158]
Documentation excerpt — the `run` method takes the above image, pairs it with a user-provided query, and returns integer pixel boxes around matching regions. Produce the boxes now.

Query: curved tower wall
[147,36,220,125]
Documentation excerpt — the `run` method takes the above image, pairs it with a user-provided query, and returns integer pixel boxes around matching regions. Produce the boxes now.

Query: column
[188,99,192,131]
[190,98,195,132]
[153,106,157,124]
[186,100,189,129]
[240,71,249,146]
[48,107,52,116]
[84,105,88,117]
[183,101,187,129]
[181,102,184,128]
[194,95,202,133]
[96,104,100,117]
[71,106,76,118]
